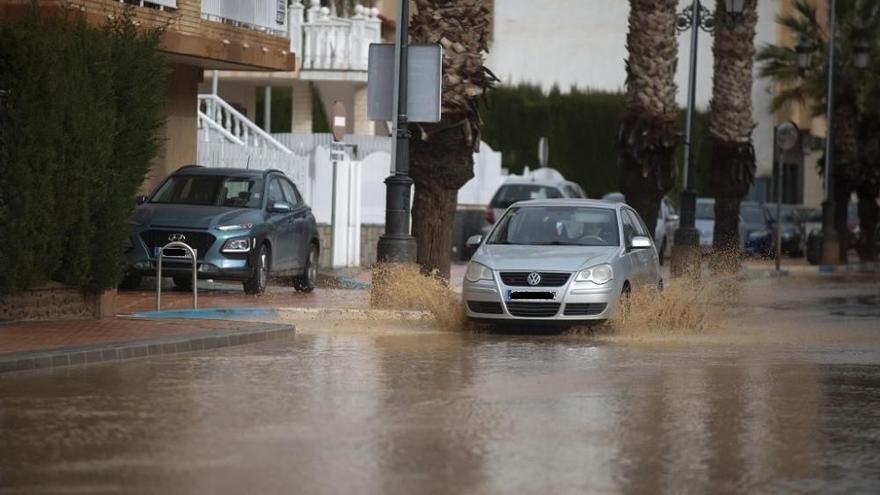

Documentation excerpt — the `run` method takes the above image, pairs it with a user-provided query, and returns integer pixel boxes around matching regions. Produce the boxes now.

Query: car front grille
[500,272,571,287]
[140,230,216,260]
[467,301,504,314]
[505,302,561,318]
[563,303,607,316]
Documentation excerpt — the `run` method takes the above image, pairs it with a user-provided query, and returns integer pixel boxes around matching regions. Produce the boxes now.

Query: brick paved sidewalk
[0,317,294,373]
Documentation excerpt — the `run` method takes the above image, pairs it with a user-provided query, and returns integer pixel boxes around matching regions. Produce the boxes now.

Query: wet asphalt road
[2,274,880,494]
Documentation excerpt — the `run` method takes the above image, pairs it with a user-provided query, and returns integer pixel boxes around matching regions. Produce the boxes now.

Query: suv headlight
[218,223,254,231]
[465,262,493,283]
[575,263,613,285]
[222,237,251,253]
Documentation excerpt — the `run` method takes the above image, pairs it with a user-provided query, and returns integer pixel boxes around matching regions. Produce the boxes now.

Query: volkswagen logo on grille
[526,272,542,286]
[168,233,187,243]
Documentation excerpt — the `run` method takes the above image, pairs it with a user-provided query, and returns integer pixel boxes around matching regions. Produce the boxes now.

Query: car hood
[132,204,264,230]
[475,244,621,271]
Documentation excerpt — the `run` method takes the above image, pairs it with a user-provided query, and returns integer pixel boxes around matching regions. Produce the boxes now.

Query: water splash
[370,263,465,330]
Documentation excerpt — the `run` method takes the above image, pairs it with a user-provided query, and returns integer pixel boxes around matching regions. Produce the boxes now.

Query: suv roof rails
[177,164,203,171]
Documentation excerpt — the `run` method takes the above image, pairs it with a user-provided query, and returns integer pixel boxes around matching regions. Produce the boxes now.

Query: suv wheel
[173,275,193,290]
[293,244,318,293]
[119,272,142,290]
[243,244,269,295]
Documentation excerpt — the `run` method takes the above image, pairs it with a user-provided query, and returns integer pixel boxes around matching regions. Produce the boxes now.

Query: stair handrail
[198,94,293,154]
[197,110,246,146]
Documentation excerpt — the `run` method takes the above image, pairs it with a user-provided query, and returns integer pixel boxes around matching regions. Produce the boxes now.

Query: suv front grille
[141,230,216,260]
[505,302,561,318]
[500,272,571,287]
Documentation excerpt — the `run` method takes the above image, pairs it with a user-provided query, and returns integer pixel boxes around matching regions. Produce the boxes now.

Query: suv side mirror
[466,235,483,248]
[630,236,652,250]
[268,202,292,213]
[136,195,149,205]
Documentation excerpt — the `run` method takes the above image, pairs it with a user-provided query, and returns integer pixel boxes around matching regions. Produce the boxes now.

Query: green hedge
[0,9,167,295]
[481,84,712,201]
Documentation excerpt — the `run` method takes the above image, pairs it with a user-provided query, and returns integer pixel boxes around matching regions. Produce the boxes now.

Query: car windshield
[151,175,264,208]
[741,205,765,224]
[490,185,564,209]
[487,206,620,246]
[696,201,714,220]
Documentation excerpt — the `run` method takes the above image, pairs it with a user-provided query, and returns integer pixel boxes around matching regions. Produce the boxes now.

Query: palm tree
[757,0,880,262]
[708,0,758,270]
[618,0,680,237]
[408,0,496,278]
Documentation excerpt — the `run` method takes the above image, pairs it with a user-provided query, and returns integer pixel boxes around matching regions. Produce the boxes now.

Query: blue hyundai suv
[122,166,319,294]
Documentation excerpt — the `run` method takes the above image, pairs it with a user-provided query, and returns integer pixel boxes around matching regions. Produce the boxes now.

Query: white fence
[290,0,382,71]
[201,0,288,35]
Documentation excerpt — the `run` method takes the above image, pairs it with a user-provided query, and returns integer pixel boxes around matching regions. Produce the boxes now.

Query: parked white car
[464,199,661,323]
[484,168,586,229]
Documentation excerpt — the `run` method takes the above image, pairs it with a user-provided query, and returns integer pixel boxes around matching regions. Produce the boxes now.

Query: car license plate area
[507,290,556,301]
[155,247,191,258]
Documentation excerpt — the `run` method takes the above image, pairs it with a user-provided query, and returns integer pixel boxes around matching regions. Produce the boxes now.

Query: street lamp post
[797,0,870,266]
[376,0,417,263]
[670,0,745,278]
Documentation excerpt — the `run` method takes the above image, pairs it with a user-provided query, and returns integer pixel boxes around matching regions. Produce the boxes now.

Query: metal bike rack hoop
[156,241,198,311]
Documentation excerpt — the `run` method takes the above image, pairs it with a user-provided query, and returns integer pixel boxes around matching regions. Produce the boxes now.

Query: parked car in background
[741,201,773,257]
[768,204,805,256]
[695,197,717,254]
[484,169,586,229]
[600,193,678,264]
[463,199,661,324]
[122,166,319,295]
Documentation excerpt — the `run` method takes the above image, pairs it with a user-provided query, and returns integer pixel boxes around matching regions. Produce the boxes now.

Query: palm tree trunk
[708,0,757,272]
[407,0,494,279]
[619,0,679,232]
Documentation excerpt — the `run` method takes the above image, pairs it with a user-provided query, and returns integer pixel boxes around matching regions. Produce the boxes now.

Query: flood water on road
[2,274,880,494]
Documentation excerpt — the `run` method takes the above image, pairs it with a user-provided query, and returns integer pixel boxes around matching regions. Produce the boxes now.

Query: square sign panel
[368,43,442,123]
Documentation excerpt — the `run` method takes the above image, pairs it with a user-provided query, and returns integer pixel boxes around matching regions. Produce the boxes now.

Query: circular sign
[775,121,799,151]
[331,101,346,142]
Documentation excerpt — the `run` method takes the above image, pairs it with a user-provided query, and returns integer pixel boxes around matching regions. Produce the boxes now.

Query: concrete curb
[0,321,295,375]
[130,307,433,322]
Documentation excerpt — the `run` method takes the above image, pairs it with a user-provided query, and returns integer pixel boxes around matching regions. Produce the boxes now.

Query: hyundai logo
[526,272,542,286]
[168,233,187,243]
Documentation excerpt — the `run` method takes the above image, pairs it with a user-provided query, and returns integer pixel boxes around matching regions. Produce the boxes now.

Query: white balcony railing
[198,94,293,154]
[290,0,382,71]
[118,0,177,9]
[201,0,289,36]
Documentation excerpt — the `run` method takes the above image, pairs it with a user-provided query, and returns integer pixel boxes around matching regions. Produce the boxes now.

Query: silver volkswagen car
[463,199,661,322]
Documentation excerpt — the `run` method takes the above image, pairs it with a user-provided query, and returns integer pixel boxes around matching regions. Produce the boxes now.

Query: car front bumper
[462,272,621,322]
[125,231,255,281]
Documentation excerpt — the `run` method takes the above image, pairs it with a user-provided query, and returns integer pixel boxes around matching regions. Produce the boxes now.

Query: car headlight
[218,223,254,231]
[575,263,613,285]
[221,237,251,253]
[465,262,493,283]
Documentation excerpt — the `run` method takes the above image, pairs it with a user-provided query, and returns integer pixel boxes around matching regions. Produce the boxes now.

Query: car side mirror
[136,195,149,205]
[268,202,292,213]
[466,235,483,248]
[630,236,652,250]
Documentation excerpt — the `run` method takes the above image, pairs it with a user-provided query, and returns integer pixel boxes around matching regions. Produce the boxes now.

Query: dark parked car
[122,166,319,294]
[768,204,805,256]
[741,202,773,257]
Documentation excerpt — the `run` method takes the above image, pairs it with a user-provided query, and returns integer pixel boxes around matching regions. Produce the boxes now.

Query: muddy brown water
[2,273,880,494]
